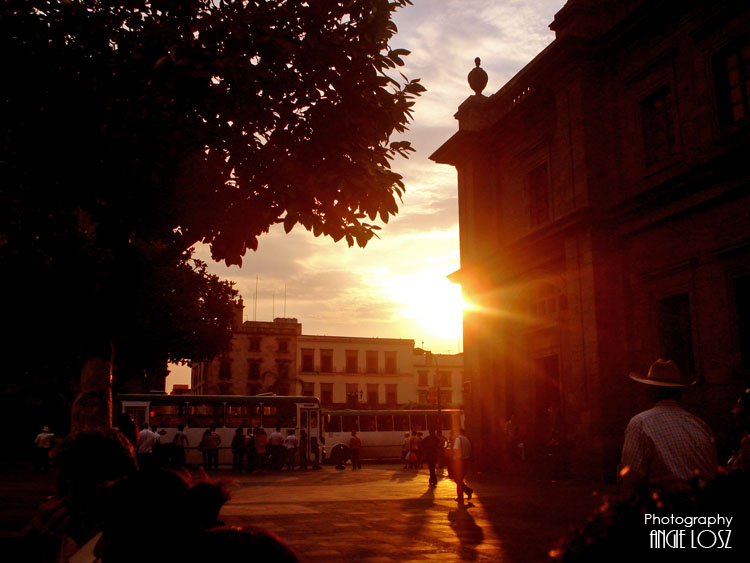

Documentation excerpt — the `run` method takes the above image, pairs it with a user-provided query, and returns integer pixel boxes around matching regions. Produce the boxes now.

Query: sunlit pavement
[218,463,611,562]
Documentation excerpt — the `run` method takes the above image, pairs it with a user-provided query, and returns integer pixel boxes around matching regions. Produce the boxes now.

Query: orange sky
[166,0,565,390]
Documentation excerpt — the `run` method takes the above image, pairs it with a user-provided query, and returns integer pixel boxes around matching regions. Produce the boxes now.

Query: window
[276,360,290,379]
[733,275,750,366]
[528,163,550,227]
[320,349,333,373]
[301,382,315,397]
[641,84,678,167]
[417,371,428,386]
[346,383,359,406]
[345,350,358,373]
[342,415,358,432]
[439,390,452,405]
[247,360,260,380]
[320,383,333,405]
[149,401,186,428]
[277,339,289,353]
[713,37,750,128]
[386,384,397,405]
[438,371,452,388]
[366,350,378,373]
[394,414,409,432]
[360,415,376,432]
[225,403,260,428]
[367,383,379,405]
[529,283,565,320]
[248,337,261,352]
[327,414,342,432]
[262,404,297,428]
[376,415,394,432]
[385,351,397,374]
[187,402,224,428]
[219,358,232,380]
[418,390,429,403]
[409,414,427,432]
[301,349,314,372]
[658,293,695,377]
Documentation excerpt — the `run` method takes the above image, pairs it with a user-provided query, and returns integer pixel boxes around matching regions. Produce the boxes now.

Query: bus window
[187,402,224,428]
[426,414,440,431]
[409,414,426,432]
[262,403,297,429]
[126,407,146,428]
[376,415,393,432]
[310,410,318,429]
[360,415,376,432]
[341,415,358,432]
[300,410,308,428]
[149,401,186,428]
[441,413,454,432]
[394,415,409,432]
[327,415,342,433]
[226,403,260,428]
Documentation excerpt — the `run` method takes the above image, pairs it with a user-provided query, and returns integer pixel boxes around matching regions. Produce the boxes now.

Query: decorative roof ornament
[468,57,488,95]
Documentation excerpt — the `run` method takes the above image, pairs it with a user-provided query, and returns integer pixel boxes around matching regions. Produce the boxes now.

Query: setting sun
[381,269,469,341]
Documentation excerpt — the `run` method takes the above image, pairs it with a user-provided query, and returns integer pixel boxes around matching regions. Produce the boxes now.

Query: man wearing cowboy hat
[620,359,717,493]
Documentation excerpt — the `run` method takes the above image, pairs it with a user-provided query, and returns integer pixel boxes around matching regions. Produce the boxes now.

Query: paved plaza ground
[0,462,613,562]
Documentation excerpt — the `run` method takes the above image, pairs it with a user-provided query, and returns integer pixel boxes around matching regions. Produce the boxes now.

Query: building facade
[413,351,466,407]
[191,300,465,407]
[432,0,750,479]
[191,302,301,395]
[296,335,416,407]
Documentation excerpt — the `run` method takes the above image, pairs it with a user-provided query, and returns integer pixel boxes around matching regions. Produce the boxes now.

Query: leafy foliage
[0,0,421,398]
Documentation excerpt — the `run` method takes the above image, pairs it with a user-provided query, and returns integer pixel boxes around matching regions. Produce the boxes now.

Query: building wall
[295,335,416,407]
[191,317,301,395]
[433,0,750,479]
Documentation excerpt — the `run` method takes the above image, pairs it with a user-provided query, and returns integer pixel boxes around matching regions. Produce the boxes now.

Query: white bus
[117,394,323,467]
[322,408,464,461]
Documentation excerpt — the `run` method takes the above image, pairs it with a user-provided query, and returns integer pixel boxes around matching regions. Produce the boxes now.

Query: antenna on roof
[273,293,275,319]
[284,284,287,317]
[253,275,258,321]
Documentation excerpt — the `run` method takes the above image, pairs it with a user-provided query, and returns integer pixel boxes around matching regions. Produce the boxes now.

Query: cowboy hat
[628,359,692,387]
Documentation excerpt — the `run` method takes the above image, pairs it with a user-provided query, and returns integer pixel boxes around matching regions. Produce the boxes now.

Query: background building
[432,0,750,479]
[191,300,465,407]
[413,350,466,407]
[297,335,415,407]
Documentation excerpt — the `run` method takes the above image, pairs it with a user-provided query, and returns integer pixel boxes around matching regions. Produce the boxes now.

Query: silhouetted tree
[1,0,422,431]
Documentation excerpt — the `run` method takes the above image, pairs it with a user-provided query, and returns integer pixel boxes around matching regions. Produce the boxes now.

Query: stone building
[431,0,750,479]
[191,301,301,395]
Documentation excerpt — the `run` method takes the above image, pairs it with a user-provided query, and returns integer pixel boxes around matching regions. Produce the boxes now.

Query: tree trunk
[71,357,112,432]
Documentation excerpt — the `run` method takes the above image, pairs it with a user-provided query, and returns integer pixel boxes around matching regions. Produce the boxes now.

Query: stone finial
[468,57,488,95]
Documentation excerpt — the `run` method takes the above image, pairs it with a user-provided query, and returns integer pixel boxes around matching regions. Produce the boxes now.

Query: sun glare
[382,270,469,341]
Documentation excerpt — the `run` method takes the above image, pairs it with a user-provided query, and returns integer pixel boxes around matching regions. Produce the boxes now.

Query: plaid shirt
[621,400,717,491]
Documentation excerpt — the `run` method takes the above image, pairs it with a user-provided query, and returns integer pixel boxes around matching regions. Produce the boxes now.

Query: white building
[413,351,466,407]
[296,335,416,407]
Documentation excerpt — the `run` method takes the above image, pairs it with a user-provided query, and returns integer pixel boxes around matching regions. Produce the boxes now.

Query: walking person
[245,428,258,472]
[269,426,284,470]
[255,427,268,470]
[172,424,189,468]
[136,422,159,471]
[231,427,246,472]
[349,431,362,470]
[298,429,309,471]
[199,429,213,471]
[452,428,474,508]
[620,359,718,493]
[422,428,440,486]
[402,432,410,469]
[208,424,221,470]
[407,430,420,469]
[33,426,55,472]
[284,430,297,471]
